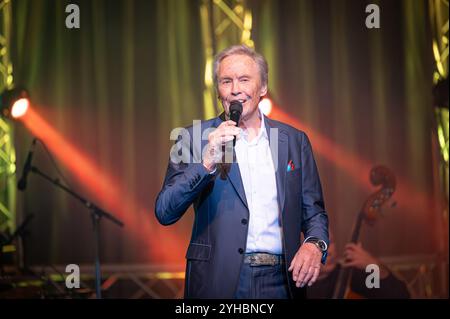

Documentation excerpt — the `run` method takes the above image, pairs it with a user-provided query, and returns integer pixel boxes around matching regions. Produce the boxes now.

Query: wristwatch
[304,236,328,264]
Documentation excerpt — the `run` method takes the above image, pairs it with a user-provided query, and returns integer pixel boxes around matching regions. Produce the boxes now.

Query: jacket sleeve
[155,133,215,226]
[300,132,329,245]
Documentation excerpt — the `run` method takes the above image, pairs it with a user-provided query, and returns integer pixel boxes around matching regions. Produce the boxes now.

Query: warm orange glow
[20,107,121,207]
[11,98,29,118]
[17,106,185,264]
[270,107,373,188]
[259,97,272,116]
[269,107,435,216]
[16,104,435,265]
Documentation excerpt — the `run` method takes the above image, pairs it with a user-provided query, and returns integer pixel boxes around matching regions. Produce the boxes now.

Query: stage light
[0,87,30,119]
[11,98,30,118]
[259,97,272,116]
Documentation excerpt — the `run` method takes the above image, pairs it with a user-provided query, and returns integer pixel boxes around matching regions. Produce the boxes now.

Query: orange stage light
[11,98,30,119]
[16,105,185,263]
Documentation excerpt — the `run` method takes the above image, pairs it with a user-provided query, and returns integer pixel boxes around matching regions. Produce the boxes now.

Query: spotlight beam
[15,105,186,263]
[269,107,436,216]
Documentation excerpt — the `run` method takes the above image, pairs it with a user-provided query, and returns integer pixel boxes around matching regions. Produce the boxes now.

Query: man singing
[155,45,329,299]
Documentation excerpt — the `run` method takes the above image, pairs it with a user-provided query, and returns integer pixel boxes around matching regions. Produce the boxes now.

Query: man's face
[217,54,267,123]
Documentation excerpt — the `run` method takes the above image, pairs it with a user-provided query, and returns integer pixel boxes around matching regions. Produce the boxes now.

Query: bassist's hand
[342,242,389,279]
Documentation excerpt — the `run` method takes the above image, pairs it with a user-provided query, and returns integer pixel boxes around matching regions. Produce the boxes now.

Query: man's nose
[231,80,241,95]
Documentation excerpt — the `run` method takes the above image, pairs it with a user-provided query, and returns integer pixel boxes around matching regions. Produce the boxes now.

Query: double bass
[332,165,396,299]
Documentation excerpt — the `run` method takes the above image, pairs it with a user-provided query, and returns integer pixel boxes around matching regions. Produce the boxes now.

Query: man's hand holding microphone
[203,102,243,172]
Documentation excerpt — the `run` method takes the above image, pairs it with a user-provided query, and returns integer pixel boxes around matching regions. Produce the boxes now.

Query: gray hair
[213,44,268,89]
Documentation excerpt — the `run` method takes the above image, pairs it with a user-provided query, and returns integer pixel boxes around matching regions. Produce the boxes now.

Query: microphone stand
[29,165,124,299]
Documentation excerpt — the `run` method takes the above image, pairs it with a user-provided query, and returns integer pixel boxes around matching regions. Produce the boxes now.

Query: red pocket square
[287,160,295,172]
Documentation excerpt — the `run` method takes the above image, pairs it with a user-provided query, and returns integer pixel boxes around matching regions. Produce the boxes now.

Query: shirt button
[238,248,244,254]
[241,218,248,225]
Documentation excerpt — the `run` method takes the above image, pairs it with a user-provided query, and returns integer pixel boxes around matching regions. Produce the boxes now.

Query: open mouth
[230,99,248,105]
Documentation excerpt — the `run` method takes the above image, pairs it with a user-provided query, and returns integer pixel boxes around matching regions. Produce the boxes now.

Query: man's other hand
[288,243,322,288]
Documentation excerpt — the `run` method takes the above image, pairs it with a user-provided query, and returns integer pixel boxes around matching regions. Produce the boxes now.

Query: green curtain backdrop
[12,0,206,264]
[10,0,442,271]
[252,0,439,257]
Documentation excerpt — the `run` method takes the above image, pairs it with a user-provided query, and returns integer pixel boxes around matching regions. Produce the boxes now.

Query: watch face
[317,240,327,251]
[305,237,327,251]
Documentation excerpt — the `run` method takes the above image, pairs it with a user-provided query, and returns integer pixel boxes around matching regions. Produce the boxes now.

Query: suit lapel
[226,159,249,210]
[265,116,288,214]
[214,113,249,210]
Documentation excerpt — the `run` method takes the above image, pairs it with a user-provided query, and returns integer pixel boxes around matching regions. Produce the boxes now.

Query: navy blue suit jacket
[155,113,329,298]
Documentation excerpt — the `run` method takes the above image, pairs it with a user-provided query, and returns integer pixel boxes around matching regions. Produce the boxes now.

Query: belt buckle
[247,254,262,266]
[250,253,277,266]
[267,255,277,266]
[270,257,278,266]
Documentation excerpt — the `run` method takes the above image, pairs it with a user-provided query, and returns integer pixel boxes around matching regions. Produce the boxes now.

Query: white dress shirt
[235,112,283,254]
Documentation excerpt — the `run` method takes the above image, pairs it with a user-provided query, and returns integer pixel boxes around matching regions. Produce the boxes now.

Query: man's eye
[240,78,249,82]
[221,80,231,84]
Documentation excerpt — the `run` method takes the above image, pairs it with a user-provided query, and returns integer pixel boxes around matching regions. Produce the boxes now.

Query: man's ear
[260,84,268,97]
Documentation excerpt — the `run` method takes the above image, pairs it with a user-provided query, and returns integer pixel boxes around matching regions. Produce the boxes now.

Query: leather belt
[243,252,284,266]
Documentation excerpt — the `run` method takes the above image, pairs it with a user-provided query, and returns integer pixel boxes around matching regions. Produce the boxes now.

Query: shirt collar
[240,109,267,144]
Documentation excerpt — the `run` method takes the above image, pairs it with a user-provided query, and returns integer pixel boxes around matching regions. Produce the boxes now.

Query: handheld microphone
[229,101,242,147]
[18,139,37,191]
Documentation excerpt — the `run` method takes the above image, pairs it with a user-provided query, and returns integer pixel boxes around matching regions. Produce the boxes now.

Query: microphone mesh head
[230,101,243,114]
